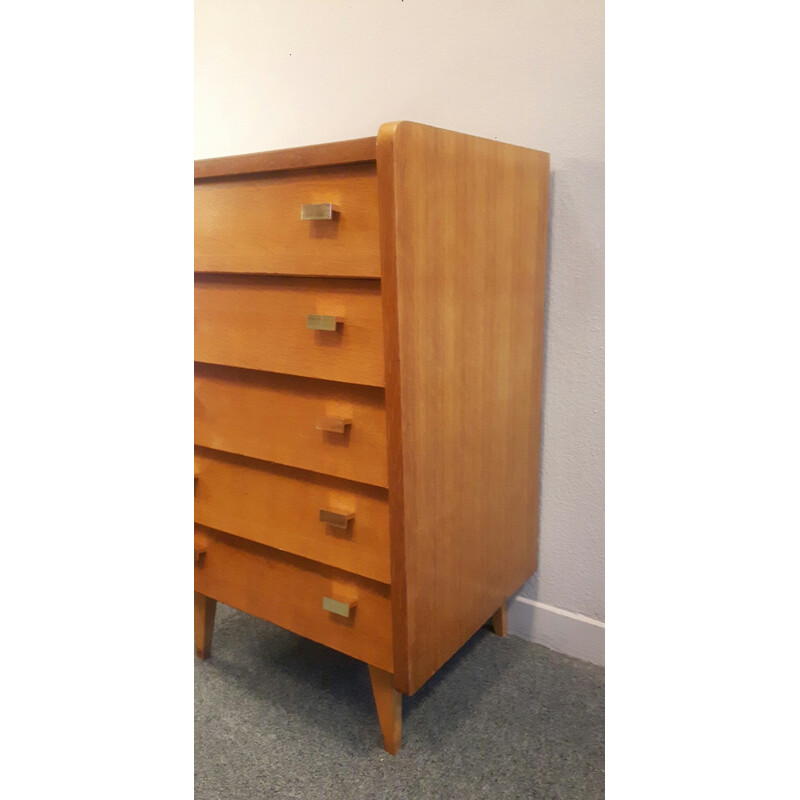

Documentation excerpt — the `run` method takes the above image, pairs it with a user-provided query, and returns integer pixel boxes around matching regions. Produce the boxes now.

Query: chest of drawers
[194,121,550,754]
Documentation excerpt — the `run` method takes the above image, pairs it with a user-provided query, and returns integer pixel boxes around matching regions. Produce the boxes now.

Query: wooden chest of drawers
[194,121,550,754]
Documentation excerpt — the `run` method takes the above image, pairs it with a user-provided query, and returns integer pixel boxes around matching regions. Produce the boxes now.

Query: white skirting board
[508,596,605,666]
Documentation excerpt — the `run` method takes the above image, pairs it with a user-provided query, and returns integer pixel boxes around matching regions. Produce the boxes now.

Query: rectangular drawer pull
[323,596,357,618]
[319,509,355,529]
[315,415,352,434]
[306,314,341,331]
[301,202,339,220]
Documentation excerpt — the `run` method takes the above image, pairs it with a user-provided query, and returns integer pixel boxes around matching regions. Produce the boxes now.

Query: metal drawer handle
[301,202,340,220]
[306,314,342,331]
[322,596,357,618]
[319,509,355,529]
[315,416,351,434]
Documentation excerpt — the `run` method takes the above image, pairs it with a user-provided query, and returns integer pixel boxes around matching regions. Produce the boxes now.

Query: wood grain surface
[377,121,550,694]
[491,601,508,637]
[194,526,393,671]
[194,137,377,179]
[194,447,390,583]
[192,122,550,743]
[194,363,388,488]
[195,274,385,387]
[195,163,381,276]
[194,592,217,659]
[368,665,402,755]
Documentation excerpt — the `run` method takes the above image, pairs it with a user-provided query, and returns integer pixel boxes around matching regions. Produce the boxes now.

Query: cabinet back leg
[194,592,217,659]
[368,665,402,755]
[491,600,508,637]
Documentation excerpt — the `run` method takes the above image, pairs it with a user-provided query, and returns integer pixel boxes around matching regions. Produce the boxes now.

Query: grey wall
[195,0,604,623]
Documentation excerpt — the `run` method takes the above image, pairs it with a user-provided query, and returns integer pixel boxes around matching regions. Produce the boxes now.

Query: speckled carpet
[195,603,604,799]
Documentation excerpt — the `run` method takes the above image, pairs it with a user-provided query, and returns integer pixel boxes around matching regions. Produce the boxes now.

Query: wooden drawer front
[195,275,385,387]
[194,163,380,277]
[194,448,390,584]
[195,364,388,488]
[194,527,393,671]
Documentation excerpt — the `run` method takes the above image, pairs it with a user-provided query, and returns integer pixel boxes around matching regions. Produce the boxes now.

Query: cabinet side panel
[388,122,549,694]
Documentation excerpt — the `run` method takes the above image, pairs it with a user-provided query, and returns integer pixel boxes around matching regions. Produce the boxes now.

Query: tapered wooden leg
[194,592,217,659]
[368,665,402,755]
[491,600,508,637]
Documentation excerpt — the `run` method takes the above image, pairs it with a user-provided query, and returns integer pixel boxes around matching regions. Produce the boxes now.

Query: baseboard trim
[508,596,605,666]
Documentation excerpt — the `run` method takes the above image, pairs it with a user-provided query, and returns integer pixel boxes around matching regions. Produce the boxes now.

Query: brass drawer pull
[319,509,355,529]
[323,596,357,618]
[315,415,352,434]
[306,314,342,331]
[301,202,339,220]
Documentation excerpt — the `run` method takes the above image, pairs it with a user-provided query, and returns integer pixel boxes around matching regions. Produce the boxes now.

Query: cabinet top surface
[194,122,550,181]
[194,136,378,180]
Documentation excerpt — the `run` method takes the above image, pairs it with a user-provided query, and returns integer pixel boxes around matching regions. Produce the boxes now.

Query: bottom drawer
[194,526,393,671]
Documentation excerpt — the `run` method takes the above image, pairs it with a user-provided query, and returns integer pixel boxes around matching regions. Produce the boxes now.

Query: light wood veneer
[195,163,380,277]
[195,274,384,386]
[377,122,550,694]
[194,363,388,487]
[194,526,393,672]
[194,121,549,754]
[194,447,390,584]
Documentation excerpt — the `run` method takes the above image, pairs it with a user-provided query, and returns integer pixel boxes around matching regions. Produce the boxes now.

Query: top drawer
[194,163,381,277]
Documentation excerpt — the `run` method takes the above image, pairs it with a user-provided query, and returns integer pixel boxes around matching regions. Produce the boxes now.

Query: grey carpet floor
[195,603,604,800]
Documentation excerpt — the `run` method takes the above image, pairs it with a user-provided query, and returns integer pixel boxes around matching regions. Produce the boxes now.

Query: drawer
[195,275,385,387]
[195,363,388,488]
[194,448,391,584]
[194,163,381,277]
[194,526,393,672]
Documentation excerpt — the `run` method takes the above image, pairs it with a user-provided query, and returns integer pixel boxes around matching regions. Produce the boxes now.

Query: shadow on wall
[519,156,605,619]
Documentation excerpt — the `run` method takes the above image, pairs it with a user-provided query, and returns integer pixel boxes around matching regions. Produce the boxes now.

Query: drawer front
[194,448,390,584]
[194,163,381,277]
[195,364,388,488]
[195,275,385,387]
[194,527,393,671]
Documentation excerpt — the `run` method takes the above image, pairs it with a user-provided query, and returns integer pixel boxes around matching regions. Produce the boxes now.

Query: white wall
[195,0,604,663]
